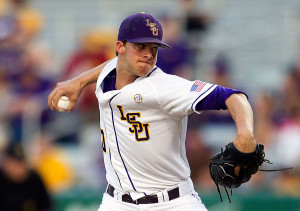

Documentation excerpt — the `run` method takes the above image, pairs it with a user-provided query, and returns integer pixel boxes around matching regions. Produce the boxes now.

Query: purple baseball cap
[118,12,171,48]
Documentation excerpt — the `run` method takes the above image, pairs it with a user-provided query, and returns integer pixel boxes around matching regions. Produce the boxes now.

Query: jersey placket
[105,94,137,193]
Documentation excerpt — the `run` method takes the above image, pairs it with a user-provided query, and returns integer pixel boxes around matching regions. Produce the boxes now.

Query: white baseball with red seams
[57,96,70,112]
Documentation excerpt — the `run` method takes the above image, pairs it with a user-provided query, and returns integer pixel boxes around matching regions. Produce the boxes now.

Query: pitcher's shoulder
[148,67,190,83]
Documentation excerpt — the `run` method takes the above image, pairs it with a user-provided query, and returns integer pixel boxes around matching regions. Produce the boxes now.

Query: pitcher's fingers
[48,88,58,110]
[234,166,241,176]
[67,98,77,112]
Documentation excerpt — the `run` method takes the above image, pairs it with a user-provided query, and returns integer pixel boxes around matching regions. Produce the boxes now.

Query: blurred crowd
[0,1,300,209]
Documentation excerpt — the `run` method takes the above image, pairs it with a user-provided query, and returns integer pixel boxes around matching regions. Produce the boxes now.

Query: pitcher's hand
[48,78,83,112]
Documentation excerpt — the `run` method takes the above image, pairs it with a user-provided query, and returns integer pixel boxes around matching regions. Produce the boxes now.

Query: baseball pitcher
[49,13,262,211]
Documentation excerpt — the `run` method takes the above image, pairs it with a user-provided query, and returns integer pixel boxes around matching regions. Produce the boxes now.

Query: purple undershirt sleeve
[195,86,247,111]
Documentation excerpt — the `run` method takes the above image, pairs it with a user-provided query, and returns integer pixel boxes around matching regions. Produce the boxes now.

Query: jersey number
[117,105,150,142]
[100,129,107,153]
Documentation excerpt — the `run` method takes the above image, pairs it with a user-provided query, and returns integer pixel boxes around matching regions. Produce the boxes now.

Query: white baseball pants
[98,191,208,211]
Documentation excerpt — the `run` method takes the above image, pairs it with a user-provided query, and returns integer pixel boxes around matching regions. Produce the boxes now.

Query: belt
[106,184,180,205]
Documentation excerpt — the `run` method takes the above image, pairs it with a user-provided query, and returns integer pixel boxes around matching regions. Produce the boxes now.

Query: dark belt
[106,184,180,205]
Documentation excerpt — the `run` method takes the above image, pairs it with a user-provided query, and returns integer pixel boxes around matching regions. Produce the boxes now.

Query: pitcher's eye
[138,43,145,49]
[152,46,158,51]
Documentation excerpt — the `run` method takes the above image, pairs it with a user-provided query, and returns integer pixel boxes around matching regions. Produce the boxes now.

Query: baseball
[56,96,70,112]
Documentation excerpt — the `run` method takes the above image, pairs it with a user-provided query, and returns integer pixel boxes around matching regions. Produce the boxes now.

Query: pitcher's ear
[116,41,125,55]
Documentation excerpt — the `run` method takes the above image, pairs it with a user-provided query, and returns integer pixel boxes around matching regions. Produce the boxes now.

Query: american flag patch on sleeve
[190,80,207,92]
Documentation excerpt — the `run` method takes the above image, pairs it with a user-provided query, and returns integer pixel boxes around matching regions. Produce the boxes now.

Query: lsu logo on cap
[146,19,158,36]
[134,94,143,103]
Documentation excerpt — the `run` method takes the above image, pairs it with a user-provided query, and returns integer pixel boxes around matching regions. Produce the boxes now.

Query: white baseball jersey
[95,57,217,200]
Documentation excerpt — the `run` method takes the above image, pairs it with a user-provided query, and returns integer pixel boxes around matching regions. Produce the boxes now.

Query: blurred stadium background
[0,0,300,210]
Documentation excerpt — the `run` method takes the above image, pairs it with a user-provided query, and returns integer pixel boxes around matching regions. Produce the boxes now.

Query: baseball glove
[209,142,266,202]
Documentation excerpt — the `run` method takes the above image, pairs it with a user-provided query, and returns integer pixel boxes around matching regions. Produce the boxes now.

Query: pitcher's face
[122,42,159,77]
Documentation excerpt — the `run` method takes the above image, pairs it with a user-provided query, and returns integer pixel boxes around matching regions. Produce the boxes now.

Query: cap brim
[127,37,171,48]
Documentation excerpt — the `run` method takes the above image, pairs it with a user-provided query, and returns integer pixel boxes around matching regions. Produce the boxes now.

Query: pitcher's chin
[137,65,153,76]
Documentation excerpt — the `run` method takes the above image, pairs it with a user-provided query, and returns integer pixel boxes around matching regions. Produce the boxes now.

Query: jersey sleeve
[195,86,248,111]
[153,74,217,118]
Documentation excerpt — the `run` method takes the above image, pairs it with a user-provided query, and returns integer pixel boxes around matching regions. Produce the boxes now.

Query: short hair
[116,40,127,56]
